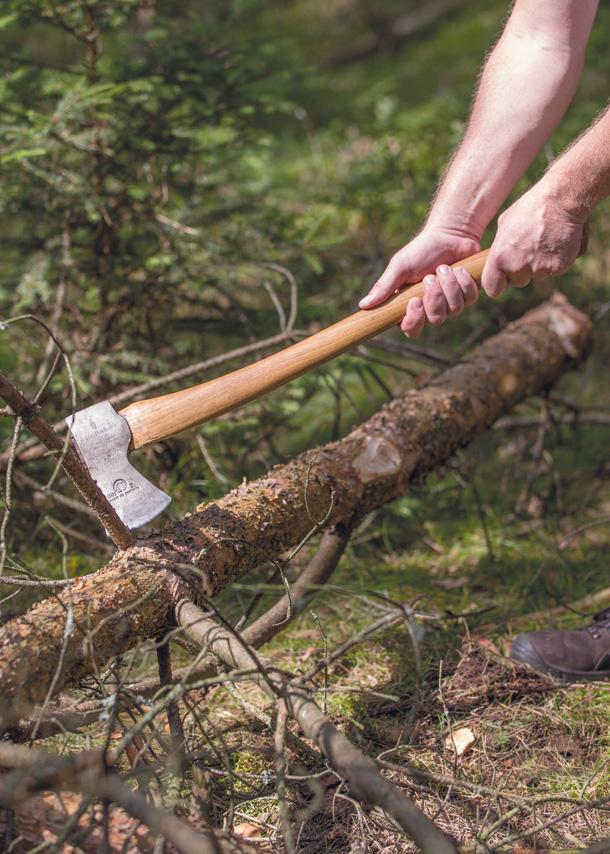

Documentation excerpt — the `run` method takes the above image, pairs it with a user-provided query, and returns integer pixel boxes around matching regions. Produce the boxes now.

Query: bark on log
[0,294,591,730]
[9,527,351,741]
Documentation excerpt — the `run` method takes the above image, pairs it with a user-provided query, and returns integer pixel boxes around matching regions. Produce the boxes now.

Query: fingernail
[410,297,423,309]
[437,264,451,274]
[423,275,436,286]
[359,294,374,308]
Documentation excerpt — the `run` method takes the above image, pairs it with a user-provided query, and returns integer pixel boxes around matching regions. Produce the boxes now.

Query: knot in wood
[353,435,402,483]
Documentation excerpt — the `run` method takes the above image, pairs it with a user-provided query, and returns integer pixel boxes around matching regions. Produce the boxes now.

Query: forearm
[360,0,600,330]
[427,0,597,239]
[539,106,610,220]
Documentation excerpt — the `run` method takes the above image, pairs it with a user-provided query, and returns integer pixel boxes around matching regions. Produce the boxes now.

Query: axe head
[66,400,171,530]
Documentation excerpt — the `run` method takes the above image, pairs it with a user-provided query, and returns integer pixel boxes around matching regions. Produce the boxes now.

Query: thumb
[480,249,507,299]
[359,252,413,309]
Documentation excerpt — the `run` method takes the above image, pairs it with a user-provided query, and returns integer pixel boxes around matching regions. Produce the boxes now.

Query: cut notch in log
[0,293,592,730]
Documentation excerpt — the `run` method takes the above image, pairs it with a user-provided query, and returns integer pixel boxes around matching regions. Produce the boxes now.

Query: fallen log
[8,526,351,741]
[0,294,591,730]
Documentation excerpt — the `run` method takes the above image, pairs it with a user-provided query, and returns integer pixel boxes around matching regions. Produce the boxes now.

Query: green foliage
[0,0,296,400]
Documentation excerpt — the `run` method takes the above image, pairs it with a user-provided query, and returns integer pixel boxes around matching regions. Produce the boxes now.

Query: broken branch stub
[0,294,592,729]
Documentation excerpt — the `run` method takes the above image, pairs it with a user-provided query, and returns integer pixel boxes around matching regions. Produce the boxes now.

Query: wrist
[538,163,591,225]
[425,207,486,243]
[421,219,482,250]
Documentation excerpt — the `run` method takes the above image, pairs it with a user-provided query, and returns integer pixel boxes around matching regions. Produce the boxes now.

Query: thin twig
[0,371,133,549]
[274,698,296,853]
[176,600,457,854]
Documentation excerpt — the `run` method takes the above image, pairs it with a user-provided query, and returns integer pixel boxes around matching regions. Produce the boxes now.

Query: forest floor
[26,285,610,852]
[9,233,610,851]
[174,240,610,850]
[208,468,610,851]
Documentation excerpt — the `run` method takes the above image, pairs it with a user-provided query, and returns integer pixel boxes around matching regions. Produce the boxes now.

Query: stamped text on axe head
[66,401,171,530]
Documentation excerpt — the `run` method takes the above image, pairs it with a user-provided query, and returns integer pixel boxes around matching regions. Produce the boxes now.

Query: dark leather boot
[510,607,610,682]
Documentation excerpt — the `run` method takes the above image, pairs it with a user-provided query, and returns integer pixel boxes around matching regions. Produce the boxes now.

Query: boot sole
[510,635,610,683]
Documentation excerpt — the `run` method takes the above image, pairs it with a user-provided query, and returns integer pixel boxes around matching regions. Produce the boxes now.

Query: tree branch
[176,600,457,854]
[0,372,133,549]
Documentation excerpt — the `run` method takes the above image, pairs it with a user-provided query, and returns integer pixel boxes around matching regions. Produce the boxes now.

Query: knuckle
[493,251,511,272]
[485,256,502,278]
[442,278,459,297]
[391,251,410,272]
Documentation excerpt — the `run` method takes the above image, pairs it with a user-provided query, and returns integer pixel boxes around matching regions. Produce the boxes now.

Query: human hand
[481,182,588,298]
[359,226,480,338]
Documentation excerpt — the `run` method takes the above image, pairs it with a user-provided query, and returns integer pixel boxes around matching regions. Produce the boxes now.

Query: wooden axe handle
[120,249,490,449]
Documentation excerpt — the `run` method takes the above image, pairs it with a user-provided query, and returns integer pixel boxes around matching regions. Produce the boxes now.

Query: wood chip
[234,822,259,839]
[444,726,477,756]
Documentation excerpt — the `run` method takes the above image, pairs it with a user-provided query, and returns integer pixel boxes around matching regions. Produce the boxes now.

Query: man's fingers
[482,261,531,295]
[400,296,426,338]
[401,266,479,338]
[481,256,508,299]
[436,265,464,315]
[454,265,479,306]
[507,272,531,288]
[360,254,410,308]
[422,275,447,326]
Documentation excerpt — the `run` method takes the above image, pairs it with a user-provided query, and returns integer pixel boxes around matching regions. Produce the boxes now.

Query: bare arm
[360,0,599,338]
[428,0,598,238]
[540,105,610,222]
[480,102,609,297]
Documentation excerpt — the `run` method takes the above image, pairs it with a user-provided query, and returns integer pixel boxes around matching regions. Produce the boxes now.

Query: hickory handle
[120,248,490,449]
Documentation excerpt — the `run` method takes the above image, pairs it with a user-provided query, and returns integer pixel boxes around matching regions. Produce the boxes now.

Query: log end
[512,291,592,361]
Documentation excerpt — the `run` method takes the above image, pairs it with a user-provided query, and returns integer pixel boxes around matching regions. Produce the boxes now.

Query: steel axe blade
[66,401,171,530]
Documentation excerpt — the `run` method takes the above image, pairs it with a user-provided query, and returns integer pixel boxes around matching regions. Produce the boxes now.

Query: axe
[67,249,489,529]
